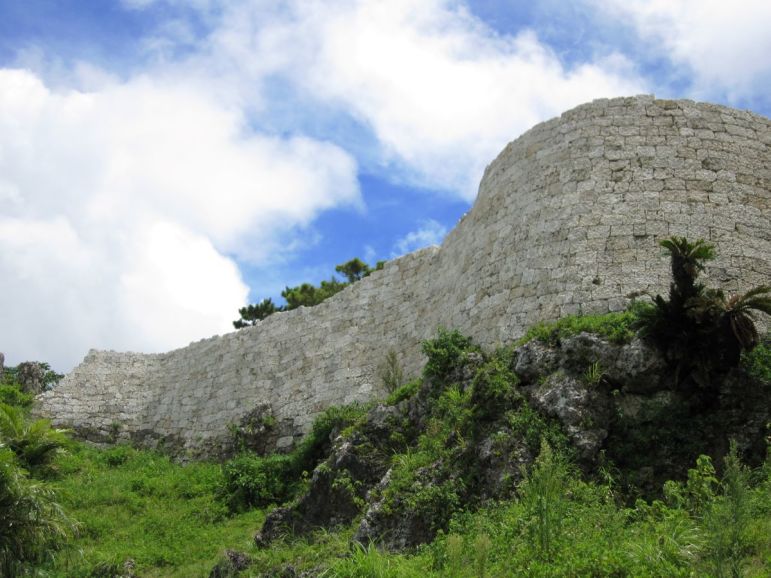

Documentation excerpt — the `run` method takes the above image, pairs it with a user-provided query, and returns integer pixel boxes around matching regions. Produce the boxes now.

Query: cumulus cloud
[0,68,360,369]
[594,0,771,101]
[0,0,653,369]
[192,0,647,199]
[392,219,448,257]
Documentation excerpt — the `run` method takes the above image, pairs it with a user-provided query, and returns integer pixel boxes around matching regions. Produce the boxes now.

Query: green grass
[742,336,771,383]
[43,444,262,577]
[516,306,644,346]
[19,322,771,577]
[31,414,771,578]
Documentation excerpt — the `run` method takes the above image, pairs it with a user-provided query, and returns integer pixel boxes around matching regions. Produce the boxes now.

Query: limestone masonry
[36,96,770,457]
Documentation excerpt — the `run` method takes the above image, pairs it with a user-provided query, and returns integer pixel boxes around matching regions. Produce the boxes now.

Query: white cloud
[363,244,377,264]
[594,0,771,101]
[392,219,448,257]
[0,0,654,369]
[192,0,647,199]
[0,68,360,369]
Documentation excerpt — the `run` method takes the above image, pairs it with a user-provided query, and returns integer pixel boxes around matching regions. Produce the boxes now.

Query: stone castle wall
[36,96,770,456]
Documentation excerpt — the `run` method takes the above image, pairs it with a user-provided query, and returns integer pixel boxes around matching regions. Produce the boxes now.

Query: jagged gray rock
[526,372,610,462]
[208,550,251,578]
[251,331,770,552]
[16,362,47,395]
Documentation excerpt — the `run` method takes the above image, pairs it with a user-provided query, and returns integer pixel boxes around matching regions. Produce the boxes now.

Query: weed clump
[517,308,640,347]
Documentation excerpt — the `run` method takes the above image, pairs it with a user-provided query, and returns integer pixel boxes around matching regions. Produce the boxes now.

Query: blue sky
[1,0,769,370]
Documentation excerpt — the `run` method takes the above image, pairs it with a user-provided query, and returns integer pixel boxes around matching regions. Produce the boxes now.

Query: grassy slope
[25,317,771,576]
[44,445,262,577]
[43,439,771,577]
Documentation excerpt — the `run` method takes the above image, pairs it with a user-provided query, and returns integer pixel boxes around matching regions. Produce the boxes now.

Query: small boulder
[526,372,610,463]
[609,338,669,393]
[354,461,463,551]
[514,341,558,382]
[209,550,251,578]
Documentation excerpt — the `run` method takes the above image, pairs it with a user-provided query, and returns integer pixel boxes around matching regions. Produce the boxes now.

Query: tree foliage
[233,257,384,329]
[335,257,371,283]
[233,298,280,328]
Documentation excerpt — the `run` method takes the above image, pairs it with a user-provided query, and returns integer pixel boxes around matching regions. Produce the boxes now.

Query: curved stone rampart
[37,96,770,457]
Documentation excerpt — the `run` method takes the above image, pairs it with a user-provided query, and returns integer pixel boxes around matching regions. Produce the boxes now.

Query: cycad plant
[0,403,70,476]
[659,237,716,307]
[637,237,771,387]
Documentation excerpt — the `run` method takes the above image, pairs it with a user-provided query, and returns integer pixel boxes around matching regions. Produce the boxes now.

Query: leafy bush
[386,379,420,405]
[702,444,751,577]
[422,328,479,380]
[0,403,70,476]
[0,385,34,409]
[218,403,369,512]
[220,453,295,511]
[505,404,570,456]
[470,352,521,420]
[292,403,369,474]
[741,336,771,383]
[0,447,76,576]
[99,444,133,468]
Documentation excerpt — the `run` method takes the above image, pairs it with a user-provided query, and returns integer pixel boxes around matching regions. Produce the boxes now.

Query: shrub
[292,403,369,474]
[0,447,76,576]
[220,453,295,511]
[0,403,70,476]
[470,353,521,420]
[702,443,751,577]
[518,441,570,561]
[741,336,771,383]
[0,385,34,409]
[99,444,133,468]
[422,328,479,380]
[218,403,369,512]
[386,379,420,405]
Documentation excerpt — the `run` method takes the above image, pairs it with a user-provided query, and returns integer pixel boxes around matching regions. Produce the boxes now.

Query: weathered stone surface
[514,340,559,381]
[353,463,461,552]
[526,371,610,462]
[226,403,280,456]
[16,362,47,395]
[35,96,771,456]
[208,550,251,578]
[255,411,398,547]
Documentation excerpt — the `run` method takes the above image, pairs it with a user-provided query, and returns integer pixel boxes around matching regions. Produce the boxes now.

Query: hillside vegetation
[2,237,770,577]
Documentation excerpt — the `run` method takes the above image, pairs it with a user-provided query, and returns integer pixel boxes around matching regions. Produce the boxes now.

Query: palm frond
[727,286,771,316]
[659,237,716,264]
